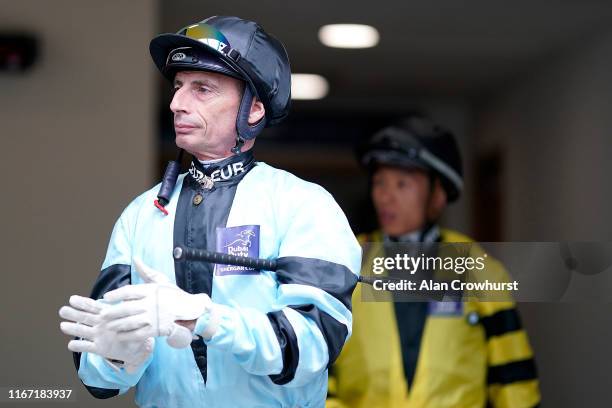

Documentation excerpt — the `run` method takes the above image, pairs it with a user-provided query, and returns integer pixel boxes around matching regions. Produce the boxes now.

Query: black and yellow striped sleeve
[480,302,541,408]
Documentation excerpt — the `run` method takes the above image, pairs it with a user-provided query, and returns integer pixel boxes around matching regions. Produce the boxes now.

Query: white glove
[59,295,154,373]
[100,258,215,348]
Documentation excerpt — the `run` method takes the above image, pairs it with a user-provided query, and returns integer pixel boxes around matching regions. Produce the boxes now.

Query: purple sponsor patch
[428,301,464,316]
[215,225,260,275]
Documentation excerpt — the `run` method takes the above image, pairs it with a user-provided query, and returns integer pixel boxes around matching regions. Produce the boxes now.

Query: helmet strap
[423,172,441,228]
[420,198,439,241]
[231,136,245,154]
[233,85,267,154]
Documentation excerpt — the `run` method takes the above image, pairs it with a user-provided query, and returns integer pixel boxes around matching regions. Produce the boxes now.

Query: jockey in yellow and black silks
[327,116,540,408]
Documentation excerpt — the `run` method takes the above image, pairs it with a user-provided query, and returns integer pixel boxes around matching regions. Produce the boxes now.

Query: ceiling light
[318,24,379,49]
[291,74,329,100]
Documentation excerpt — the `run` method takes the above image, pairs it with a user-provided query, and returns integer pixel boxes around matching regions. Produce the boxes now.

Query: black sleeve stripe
[487,358,538,385]
[267,310,300,385]
[73,263,131,399]
[72,352,119,399]
[275,257,358,311]
[291,304,348,368]
[267,304,349,385]
[481,308,522,339]
[89,264,131,300]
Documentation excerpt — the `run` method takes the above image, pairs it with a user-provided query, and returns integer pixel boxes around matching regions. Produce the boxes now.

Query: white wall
[475,30,612,241]
[475,29,612,406]
[0,1,156,405]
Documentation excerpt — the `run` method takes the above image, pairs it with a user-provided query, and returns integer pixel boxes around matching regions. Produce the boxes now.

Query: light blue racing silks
[75,156,361,408]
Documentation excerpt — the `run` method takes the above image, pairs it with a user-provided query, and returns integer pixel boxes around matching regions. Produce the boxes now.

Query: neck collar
[188,150,255,189]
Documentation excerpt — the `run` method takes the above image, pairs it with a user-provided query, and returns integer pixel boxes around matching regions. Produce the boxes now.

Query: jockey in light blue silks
[59,16,361,408]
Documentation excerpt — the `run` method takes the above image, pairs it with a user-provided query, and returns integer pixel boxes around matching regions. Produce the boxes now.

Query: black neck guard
[188,150,256,189]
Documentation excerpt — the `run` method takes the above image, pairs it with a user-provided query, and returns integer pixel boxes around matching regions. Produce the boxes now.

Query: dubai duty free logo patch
[215,225,260,275]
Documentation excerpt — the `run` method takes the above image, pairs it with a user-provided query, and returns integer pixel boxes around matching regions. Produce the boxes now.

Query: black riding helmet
[357,116,463,202]
[150,16,292,141]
